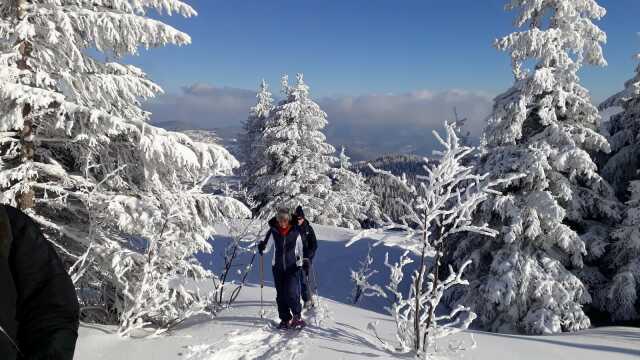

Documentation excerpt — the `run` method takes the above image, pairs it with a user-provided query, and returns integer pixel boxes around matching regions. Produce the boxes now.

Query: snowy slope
[75,224,640,360]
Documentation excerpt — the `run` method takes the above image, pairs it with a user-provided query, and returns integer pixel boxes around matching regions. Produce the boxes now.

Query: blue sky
[133,0,640,100]
[140,0,640,160]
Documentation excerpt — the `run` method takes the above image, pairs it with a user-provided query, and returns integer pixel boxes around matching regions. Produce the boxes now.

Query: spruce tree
[600,56,640,200]
[319,147,382,229]
[252,73,336,220]
[604,181,640,321]
[0,0,249,332]
[598,51,640,321]
[450,0,620,334]
[239,79,273,180]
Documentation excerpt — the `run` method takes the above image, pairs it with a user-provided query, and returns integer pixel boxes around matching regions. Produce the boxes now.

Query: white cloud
[147,83,256,128]
[147,84,494,160]
[319,90,493,159]
[320,89,492,132]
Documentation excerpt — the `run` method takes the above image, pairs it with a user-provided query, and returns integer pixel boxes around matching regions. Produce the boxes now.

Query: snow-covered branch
[349,122,517,357]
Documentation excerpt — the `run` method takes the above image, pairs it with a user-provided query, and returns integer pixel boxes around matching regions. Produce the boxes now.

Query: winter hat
[294,206,305,219]
[276,208,291,223]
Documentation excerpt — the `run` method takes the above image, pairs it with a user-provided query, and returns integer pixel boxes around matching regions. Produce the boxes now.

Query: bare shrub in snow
[350,243,385,304]
[349,122,517,358]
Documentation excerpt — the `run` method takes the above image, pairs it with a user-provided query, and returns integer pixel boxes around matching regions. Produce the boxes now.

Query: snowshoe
[290,316,306,330]
[276,320,290,330]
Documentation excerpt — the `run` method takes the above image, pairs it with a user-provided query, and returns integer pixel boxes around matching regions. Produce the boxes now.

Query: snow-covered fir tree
[449,0,621,334]
[604,181,640,321]
[239,79,273,179]
[598,51,640,321]
[0,0,249,333]
[599,55,640,200]
[251,73,337,220]
[318,147,382,229]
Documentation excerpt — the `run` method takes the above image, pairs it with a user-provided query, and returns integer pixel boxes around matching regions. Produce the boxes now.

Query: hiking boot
[290,315,306,329]
[277,320,290,330]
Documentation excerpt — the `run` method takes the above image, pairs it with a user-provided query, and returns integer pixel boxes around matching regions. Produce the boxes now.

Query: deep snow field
[75,224,640,360]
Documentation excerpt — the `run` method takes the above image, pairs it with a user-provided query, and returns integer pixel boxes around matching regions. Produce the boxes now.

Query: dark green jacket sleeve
[7,207,79,360]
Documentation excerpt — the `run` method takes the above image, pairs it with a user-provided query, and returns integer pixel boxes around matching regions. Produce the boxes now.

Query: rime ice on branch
[349,122,517,357]
[0,0,250,334]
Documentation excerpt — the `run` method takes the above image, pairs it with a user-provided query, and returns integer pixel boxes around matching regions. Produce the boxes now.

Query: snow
[75,223,640,360]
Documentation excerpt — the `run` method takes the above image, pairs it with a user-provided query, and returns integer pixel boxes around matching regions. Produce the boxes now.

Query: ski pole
[311,262,319,299]
[304,258,313,301]
[259,253,264,318]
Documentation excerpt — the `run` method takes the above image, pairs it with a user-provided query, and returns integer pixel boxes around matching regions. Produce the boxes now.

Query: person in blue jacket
[293,206,318,309]
[258,209,305,329]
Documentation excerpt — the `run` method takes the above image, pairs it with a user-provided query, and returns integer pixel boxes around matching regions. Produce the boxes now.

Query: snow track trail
[75,283,640,360]
[185,327,305,360]
[184,298,332,360]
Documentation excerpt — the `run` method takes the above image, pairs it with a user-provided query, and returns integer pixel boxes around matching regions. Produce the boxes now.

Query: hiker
[293,206,318,309]
[0,205,80,360]
[258,209,305,329]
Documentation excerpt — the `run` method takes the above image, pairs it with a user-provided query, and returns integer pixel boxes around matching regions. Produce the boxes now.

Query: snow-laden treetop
[486,0,608,148]
[0,0,195,132]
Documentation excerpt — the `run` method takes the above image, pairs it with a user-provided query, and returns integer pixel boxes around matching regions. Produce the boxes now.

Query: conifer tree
[251,73,336,220]
[598,50,640,321]
[450,0,620,334]
[0,0,250,332]
[318,147,381,228]
[604,181,640,321]
[599,55,640,200]
[239,79,273,180]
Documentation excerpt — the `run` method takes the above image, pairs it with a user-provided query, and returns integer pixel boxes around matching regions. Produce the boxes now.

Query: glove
[258,241,266,255]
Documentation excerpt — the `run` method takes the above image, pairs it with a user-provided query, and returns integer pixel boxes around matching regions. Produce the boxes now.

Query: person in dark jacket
[293,206,318,309]
[0,205,80,360]
[258,209,305,329]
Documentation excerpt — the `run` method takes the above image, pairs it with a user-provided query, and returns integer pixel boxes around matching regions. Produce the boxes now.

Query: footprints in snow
[185,327,304,360]
[184,301,330,360]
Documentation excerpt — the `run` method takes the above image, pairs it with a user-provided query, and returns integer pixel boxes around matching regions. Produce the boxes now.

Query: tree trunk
[414,271,421,351]
[423,234,444,353]
[414,212,429,351]
[16,0,35,210]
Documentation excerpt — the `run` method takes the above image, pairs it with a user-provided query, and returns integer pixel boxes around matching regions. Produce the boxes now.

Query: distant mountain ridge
[154,120,445,165]
[353,153,427,180]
